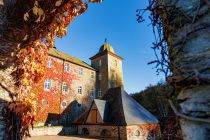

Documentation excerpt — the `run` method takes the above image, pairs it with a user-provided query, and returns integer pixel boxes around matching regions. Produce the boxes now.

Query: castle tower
[90,43,123,98]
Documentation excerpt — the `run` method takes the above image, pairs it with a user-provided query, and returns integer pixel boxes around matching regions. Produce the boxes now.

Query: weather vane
[105,38,107,43]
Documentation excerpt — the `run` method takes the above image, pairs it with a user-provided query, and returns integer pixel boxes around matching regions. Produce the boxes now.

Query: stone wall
[78,125,127,139]
[29,126,77,136]
[36,54,96,125]
[126,124,159,140]
[0,67,15,139]
[78,124,159,140]
[108,53,123,88]
[91,54,109,98]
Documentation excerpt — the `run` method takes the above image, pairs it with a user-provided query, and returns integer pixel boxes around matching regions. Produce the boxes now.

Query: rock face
[156,0,210,140]
[0,67,15,140]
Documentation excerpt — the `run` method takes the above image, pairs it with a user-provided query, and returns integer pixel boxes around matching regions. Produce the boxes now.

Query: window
[42,99,48,105]
[61,101,67,108]
[98,60,102,66]
[64,63,69,72]
[91,71,94,78]
[48,58,52,67]
[113,60,117,67]
[78,86,82,94]
[89,87,94,97]
[135,130,140,136]
[62,82,68,93]
[44,80,51,90]
[98,73,102,80]
[98,90,102,97]
[79,68,83,75]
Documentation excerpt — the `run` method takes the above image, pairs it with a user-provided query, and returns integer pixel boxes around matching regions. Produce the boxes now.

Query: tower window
[113,60,117,67]
[44,80,51,90]
[78,86,82,94]
[48,58,53,68]
[62,82,68,93]
[64,63,70,72]
[98,90,102,97]
[98,74,102,80]
[79,68,83,75]
[98,60,102,66]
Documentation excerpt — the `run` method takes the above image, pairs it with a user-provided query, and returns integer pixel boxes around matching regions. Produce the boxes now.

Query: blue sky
[55,0,165,93]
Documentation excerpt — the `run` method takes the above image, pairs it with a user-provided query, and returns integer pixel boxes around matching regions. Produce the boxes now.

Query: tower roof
[99,43,115,53]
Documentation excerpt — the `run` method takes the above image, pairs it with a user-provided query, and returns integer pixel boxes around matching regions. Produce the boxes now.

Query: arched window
[134,130,140,136]
[113,60,117,67]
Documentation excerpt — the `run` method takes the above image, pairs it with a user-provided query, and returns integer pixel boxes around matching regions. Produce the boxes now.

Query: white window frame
[98,90,102,97]
[44,80,51,91]
[78,86,82,94]
[79,68,83,75]
[89,87,94,97]
[64,63,70,72]
[62,82,68,93]
[48,58,53,68]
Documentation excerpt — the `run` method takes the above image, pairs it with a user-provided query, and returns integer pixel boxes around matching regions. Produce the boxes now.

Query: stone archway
[100,129,111,137]
[81,128,89,136]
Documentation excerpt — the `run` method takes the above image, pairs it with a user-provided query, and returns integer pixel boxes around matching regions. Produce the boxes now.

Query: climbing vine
[36,59,77,123]
[3,0,102,139]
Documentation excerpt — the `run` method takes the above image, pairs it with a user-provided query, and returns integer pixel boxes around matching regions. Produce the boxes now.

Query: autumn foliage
[36,59,77,123]
[4,0,102,138]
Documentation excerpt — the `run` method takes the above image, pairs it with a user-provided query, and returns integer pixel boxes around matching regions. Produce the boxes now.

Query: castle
[36,43,124,125]
[33,43,159,139]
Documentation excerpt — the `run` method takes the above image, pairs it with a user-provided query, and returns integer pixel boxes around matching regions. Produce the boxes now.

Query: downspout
[59,59,65,119]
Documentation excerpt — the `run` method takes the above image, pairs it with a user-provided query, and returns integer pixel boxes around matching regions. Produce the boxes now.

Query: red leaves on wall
[35,58,77,123]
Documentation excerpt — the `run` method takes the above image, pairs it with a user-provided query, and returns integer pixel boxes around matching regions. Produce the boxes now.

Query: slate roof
[94,99,108,121]
[75,87,158,125]
[48,48,95,70]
